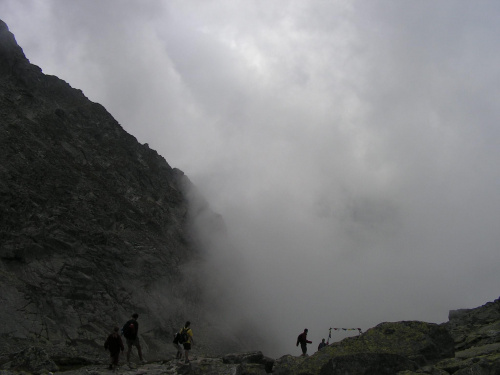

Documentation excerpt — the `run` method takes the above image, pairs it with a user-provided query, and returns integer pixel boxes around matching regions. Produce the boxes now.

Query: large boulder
[2,347,58,374]
[348,321,455,363]
[223,350,265,364]
[320,353,418,375]
[272,321,454,375]
[179,355,271,375]
[223,351,274,372]
[444,297,500,351]
[272,355,307,375]
[435,297,500,375]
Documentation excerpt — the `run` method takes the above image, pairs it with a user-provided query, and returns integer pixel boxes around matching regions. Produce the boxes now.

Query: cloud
[1,0,499,357]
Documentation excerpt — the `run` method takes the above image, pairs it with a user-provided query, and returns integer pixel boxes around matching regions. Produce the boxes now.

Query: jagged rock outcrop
[320,353,419,375]
[3,347,59,374]
[0,18,239,363]
[1,298,498,374]
[272,321,455,375]
[435,298,500,375]
[1,348,274,375]
[223,351,275,373]
[270,298,500,375]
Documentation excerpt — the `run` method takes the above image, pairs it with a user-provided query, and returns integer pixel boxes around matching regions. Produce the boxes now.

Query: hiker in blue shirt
[318,338,327,351]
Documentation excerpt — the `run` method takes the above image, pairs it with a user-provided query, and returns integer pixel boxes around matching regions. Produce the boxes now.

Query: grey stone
[7,347,59,374]
[222,351,264,364]
[320,353,418,375]
[0,18,247,361]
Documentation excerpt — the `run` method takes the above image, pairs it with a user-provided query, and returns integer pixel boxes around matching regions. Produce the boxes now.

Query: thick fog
[1,0,499,358]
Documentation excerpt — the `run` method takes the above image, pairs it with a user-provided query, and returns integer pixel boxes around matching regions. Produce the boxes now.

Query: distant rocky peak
[0,19,32,76]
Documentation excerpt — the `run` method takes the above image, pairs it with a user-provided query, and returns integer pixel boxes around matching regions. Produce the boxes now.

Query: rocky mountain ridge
[1,297,499,374]
[0,18,240,362]
[272,296,500,374]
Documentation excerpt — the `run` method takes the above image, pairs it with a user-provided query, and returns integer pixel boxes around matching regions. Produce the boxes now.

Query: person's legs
[183,343,191,363]
[133,337,144,362]
[137,344,144,362]
[173,343,181,358]
[127,337,144,363]
[111,352,119,368]
[115,352,120,366]
[126,341,132,362]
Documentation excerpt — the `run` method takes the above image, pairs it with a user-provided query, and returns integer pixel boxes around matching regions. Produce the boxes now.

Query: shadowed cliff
[0,19,246,362]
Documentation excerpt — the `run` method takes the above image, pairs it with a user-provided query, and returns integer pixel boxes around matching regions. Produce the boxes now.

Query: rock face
[0,18,237,363]
[5,347,59,374]
[271,298,500,375]
[272,321,455,375]
[1,298,497,374]
[320,353,418,375]
[437,298,500,375]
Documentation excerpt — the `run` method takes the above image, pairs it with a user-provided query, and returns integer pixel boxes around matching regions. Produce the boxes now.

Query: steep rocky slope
[0,19,238,362]
[1,298,498,374]
[269,297,500,375]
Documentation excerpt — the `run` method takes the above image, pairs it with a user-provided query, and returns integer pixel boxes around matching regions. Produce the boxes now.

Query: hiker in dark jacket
[296,328,312,356]
[123,313,145,364]
[318,338,327,351]
[104,326,124,369]
[172,331,183,359]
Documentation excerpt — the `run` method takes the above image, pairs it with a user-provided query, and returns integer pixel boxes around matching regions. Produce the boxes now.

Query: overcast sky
[1,0,499,357]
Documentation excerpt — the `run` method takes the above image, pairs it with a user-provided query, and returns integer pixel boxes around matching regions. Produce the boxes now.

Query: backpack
[122,321,136,339]
[179,327,189,344]
[173,332,181,344]
[296,333,304,346]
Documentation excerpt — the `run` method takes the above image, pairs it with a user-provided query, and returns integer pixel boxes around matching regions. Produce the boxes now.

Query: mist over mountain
[0,19,262,361]
[1,11,500,374]
[2,2,500,361]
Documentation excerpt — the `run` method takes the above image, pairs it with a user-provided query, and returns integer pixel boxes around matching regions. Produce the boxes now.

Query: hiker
[104,326,124,370]
[172,330,183,359]
[318,338,327,351]
[122,313,145,364]
[178,321,194,364]
[296,328,312,356]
